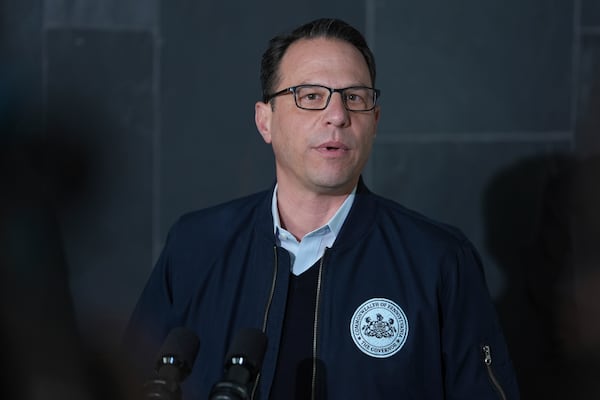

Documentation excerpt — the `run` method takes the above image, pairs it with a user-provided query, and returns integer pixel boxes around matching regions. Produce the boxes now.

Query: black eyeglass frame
[264,84,381,111]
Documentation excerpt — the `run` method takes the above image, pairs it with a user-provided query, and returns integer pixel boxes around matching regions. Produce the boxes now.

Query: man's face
[255,38,380,196]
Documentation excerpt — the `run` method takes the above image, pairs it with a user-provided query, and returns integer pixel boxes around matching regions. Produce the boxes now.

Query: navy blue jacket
[124,181,519,399]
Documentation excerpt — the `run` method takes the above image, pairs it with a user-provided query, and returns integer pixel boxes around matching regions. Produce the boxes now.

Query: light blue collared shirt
[271,184,356,276]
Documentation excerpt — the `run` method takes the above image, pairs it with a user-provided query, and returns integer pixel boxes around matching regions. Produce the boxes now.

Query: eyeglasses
[264,84,381,111]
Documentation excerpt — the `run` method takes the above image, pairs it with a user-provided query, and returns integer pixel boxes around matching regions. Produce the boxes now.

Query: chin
[312,176,357,194]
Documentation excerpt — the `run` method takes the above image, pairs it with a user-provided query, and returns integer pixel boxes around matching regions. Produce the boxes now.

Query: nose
[324,92,350,126]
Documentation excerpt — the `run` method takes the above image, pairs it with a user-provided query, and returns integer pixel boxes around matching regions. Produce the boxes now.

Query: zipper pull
[482,344,508,400]
[482,344,492,365]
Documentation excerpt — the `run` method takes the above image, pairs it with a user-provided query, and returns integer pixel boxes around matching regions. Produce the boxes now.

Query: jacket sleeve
[440,240,520,399]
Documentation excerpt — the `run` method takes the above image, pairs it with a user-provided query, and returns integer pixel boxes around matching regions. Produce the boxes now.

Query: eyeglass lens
[294,85,376,111]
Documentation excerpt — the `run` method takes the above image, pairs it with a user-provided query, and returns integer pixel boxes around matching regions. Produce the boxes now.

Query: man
[124,18,519,399]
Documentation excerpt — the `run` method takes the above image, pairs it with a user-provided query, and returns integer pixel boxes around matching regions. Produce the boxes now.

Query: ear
[372,106,381,136]
[255,101,273,143]
[373,106,381,125]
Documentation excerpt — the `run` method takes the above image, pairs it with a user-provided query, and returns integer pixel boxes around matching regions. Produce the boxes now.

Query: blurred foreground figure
[546,155,600,399]
[0,123,132,399]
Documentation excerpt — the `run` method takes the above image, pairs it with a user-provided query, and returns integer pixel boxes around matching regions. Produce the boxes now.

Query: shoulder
[178,190,270,226]
[165,189,272,249]
[375,195,467,243]
[367,192,470,249]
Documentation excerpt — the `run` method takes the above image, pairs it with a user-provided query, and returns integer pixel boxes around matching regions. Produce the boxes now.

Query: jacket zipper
[482,344,507,400]
[252,246,279,399]
[261,246,279,332]
[311,252,326,400]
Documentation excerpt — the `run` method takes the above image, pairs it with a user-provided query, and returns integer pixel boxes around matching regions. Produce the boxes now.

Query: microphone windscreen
[157,327,200,373]
[225,328,267,372]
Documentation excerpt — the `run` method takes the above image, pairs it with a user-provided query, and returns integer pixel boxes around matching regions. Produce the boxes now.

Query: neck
[276,184,352,240]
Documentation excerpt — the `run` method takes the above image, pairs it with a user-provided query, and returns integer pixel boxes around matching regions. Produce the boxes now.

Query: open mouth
[319,141,348,152]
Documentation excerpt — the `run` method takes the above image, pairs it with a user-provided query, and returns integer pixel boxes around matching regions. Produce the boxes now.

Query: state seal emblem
[350,298,409,358]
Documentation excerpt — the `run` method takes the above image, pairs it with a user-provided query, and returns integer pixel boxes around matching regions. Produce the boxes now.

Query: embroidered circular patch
[350,298,409,358]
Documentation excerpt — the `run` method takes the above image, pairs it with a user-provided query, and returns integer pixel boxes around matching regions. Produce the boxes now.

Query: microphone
[142,327,200,400]
[209,328,268,400]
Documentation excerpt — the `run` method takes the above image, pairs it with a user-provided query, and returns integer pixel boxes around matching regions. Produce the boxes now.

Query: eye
[303,92,323,101]
[345,93,364,103]
[345,92,367,105]
[296,86,329,107]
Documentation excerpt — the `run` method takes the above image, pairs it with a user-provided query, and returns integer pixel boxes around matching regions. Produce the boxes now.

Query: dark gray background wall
[2,0,599,397]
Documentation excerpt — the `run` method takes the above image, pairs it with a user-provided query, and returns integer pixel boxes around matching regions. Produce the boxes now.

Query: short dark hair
[260,18,377,103]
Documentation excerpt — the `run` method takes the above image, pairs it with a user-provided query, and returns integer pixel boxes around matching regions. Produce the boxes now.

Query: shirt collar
[271,184,356,239]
